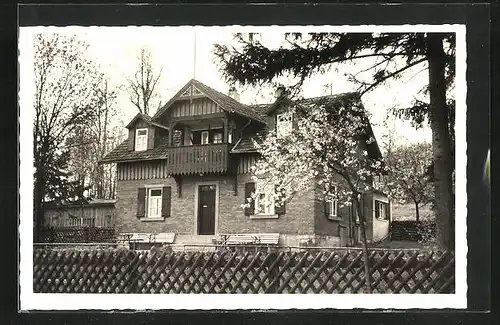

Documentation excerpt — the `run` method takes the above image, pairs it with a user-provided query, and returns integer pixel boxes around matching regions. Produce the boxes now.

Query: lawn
[391,203,435,222]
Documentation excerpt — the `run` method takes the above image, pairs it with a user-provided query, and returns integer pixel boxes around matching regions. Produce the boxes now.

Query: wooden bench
[151,232,176,244]
[118,233,176,249]
[219,233,280,246]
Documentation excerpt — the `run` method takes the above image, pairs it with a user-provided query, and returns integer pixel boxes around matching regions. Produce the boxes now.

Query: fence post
[268,252,280,293]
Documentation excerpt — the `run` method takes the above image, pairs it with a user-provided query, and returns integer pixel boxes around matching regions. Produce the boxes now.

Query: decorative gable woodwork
[179,84,204,98]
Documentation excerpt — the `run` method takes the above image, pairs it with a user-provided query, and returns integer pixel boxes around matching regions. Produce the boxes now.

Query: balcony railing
[167,143,231,175]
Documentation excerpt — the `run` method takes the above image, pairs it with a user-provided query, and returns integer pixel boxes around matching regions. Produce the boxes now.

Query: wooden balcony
[167,143,231,175]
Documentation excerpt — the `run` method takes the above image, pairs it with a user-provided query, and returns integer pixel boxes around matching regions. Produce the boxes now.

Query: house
[100,79,391,248]
[44,199,116,228]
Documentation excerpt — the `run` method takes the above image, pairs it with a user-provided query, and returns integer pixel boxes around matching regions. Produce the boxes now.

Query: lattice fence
[39,227,116,243]
[33,248,455,294]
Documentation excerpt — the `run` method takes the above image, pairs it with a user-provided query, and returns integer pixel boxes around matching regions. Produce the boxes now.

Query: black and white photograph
[19,24,467,310]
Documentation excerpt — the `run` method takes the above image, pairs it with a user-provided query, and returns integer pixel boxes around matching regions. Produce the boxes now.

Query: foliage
[417,220,438,248]
[246,96,387,207]
[126,48,163,116]
[33,32,104,237]
[245,94,387,293]
[214,32,454,91]
[382,142,434,221]
[214,31,455,250]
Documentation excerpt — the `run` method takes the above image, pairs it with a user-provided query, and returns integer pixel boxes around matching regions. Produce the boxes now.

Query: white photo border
[19,24,467,310]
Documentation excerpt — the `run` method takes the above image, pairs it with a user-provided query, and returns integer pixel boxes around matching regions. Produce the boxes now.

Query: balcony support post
[223,117,229,143]
[168,121,178,146]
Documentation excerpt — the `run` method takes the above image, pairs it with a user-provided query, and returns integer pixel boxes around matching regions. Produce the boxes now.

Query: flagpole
[193,28,197,80]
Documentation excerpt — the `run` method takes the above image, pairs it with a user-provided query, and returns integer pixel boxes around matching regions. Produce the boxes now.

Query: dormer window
[135,128,148,151]
[276,112,293,138]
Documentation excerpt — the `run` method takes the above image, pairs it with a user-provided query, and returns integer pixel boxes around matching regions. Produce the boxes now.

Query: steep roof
[126,113,169,130]
[232,93,382,160]
[231,129,267,153]
[152,79,266,124]
[100,137,171,164]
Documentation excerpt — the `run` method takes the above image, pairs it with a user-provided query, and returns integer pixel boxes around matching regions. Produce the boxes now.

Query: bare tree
[33,33,102,240]
[66,78,125,200]
[126,48,163,115]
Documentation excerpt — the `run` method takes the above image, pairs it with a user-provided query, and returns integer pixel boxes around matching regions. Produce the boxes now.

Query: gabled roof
[233,93,382,160]
[231,129,267,153]
[126,113,151,129]
[100,137,171,164]
[295,93,382,160]
[263,92,360,116]
[248,103,272,119]
[152,79,266,124]
[126,113,169,130]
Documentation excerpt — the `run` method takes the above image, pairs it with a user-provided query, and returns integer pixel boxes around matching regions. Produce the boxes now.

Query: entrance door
[198,184,216,235]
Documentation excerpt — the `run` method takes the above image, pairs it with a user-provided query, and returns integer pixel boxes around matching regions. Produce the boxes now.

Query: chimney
[228,87,240,102]
[275,85,286,99]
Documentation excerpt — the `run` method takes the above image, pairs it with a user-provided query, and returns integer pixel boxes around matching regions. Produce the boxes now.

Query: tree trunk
[426,33,455,250]
[354,194,372,293]
[415,201,420,223]
[33,169,45,242]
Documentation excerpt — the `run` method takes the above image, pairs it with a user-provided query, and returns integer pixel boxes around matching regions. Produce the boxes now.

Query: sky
[20,26,434,150]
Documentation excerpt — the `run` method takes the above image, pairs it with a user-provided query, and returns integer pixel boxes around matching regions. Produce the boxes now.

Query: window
[201,131,209,145]
[276,112,293,138]
[325,185,338,219]
[375,200,389,220]
[135,128,148,151]
[147,188,163,219]
[228,130,233,143]
[213,132,223,144]
[255,182,275,216]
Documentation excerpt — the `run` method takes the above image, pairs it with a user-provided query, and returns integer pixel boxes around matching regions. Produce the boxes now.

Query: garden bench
[151,232,176,244]
[218,233,280,246]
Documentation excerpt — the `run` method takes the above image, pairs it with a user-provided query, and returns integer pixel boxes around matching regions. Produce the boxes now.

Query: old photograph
[19,25,466,309]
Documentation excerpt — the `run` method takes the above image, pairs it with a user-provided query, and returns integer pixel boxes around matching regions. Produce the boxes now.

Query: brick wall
[313,183,341,237]
[115,173,316,236]
[115,177,191,234]
[219,174,315,235]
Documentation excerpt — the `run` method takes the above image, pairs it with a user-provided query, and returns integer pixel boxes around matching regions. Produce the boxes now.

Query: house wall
[372,192,391,242]
[219,173,315,235]
[44,204,116,228]
[170,98,222,118]
[115,172,317,240]
[117,161,170,181]
[362,192,374,242]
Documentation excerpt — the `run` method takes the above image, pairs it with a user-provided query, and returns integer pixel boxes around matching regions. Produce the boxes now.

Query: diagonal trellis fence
[33,247,455,294]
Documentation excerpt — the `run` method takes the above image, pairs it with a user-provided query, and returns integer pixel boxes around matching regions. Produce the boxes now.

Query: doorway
[197,184,217,235]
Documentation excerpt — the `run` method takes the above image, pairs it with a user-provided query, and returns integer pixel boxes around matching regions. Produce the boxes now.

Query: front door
[198,184,216,235]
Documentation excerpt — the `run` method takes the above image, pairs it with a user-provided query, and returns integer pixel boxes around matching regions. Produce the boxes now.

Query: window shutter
[136,188,146,218]
[275,185,286,215]
[147,127,155,150]
[162,186,172,218]
[244,182,255,216]
[128,129,135,151]
[324,196,331,217]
